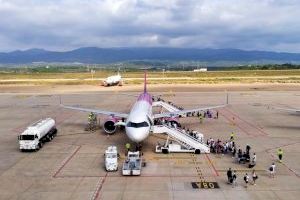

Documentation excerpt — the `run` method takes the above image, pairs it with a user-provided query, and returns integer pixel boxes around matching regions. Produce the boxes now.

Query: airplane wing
[153,104,226,119]
[61,105,129,118]
[273,107,300,113]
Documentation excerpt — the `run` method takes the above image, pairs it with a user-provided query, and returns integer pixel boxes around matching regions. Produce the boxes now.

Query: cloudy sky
[0,0,300,52]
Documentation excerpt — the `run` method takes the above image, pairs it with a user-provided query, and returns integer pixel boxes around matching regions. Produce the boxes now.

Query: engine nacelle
[103,118,117,134]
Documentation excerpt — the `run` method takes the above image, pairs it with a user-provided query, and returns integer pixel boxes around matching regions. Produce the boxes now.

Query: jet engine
[103,118,117,134]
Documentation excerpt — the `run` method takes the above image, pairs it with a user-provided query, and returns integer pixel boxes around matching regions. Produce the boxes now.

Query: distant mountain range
[1,47,300,64]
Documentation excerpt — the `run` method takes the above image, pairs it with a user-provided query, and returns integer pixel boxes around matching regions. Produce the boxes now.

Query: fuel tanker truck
[18,118,57,151]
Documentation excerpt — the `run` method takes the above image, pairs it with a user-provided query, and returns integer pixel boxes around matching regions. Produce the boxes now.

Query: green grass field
[1,70,300,85]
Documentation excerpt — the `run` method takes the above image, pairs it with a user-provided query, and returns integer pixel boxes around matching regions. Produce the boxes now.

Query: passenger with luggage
[227,168,233,184]
[249,153,256,168]
[252,170,258,185]
[232,170,237,187]
[244,173,249,188]
[232,145,236,158]
[269,163,276,178]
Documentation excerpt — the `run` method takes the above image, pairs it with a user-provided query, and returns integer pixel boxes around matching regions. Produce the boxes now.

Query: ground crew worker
[230,132,235,141]
[125,143,131,151]
[125,143,131,155]
[88,113,96,122]
[277,148,283,163]
[87,112,97,131]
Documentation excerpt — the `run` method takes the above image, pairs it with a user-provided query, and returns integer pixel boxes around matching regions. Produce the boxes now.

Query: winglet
[144,70,147,93]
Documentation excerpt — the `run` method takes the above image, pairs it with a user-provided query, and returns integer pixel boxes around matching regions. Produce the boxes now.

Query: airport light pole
[91,70,95,80]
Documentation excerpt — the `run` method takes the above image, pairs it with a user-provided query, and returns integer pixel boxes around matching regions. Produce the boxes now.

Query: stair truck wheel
[162,148,169,154]
[195,149,201,154]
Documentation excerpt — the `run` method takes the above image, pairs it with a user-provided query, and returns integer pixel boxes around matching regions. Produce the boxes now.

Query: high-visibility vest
[277,149,283,156]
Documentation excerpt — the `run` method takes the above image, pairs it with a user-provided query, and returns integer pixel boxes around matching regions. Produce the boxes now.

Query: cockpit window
[127,121,149,128]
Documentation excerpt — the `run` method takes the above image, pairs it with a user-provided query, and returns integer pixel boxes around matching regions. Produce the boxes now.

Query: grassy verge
[1,70,300,85]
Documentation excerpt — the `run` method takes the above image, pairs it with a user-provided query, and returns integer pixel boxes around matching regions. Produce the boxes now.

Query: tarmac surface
[0,86,300,200]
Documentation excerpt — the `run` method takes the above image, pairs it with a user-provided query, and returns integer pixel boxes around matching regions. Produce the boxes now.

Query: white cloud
[0,0,300,52]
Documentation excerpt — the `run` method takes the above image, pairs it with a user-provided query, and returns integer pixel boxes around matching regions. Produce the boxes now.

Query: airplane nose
[125,127,149,142]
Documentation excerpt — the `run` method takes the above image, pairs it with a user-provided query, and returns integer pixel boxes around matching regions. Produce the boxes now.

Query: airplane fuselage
[125,92,153,142]
[104,75,122,86]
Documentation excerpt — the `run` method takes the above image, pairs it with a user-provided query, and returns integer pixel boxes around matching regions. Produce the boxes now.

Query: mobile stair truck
[18,118,57,151]
[153,125,210,154]
[122,151,142,176]
[104,146,118,171]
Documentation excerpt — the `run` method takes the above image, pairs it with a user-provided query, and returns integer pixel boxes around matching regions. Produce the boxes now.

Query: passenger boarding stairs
[152,125,210,153]
[153,101,180,112]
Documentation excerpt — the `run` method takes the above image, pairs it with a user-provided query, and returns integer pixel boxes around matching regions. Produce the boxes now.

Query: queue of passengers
[152,96,184,110]
[236,144,256,168]
[180,127,203,142]
[227,168,258,188]
[207,137,257,168]
[206,138,235,154]
[160,120,203,143]
[188,110,218,119]
[152,96,219,120]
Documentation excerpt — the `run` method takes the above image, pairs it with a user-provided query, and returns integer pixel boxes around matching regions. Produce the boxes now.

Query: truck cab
[104,146,118,171]
[18,131,40,150]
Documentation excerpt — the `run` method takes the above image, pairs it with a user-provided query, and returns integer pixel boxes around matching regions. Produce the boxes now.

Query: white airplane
[102,72,122,87]
[62,72,226,143]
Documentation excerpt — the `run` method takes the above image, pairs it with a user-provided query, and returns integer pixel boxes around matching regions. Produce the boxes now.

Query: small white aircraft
[102,72,122,87]
[62,72,226,143]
